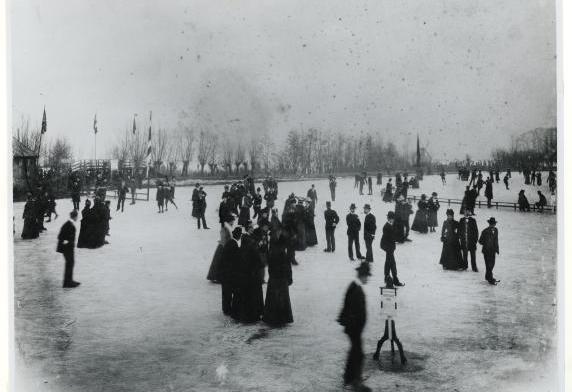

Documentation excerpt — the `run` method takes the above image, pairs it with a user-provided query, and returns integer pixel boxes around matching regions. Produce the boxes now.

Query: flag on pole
[93,114,98,134]
[146,112,152,161]
[41,107,47,134]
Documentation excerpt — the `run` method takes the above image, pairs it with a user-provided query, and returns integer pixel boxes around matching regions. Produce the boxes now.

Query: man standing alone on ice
[323,201,339,253]
[479,217,500,285]
[380,211,404,287]
[338,261,371,391]
[57,210,80,288]
[329,175,337,201]
[129,177,137,205]
[363,204,376,262]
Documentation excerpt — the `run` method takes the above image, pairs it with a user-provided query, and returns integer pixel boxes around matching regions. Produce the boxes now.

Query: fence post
[478,200,481,208]
[448,199,450,206]
[496,202,498,210]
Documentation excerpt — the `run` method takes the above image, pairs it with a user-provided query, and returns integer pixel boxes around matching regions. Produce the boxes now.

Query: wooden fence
[405,195,556,214]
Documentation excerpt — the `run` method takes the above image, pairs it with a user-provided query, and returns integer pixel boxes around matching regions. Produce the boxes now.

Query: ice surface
[12,173,557,391]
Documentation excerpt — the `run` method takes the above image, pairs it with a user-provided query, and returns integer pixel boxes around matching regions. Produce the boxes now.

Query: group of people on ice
[20,185,58,239]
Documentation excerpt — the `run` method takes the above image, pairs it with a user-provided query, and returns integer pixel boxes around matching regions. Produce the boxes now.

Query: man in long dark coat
[338,262,371,391]
[220,227,243,316]
[57,210,80,288]
[346,204,364,261]
[71,180,81,210]
[380,211,404,286]
[459,210,479,272]
[535,191,548,212]
[484,178,493,208]
[21,193,40,239]
[324,201,339,252]
[307,184,318,213]
[363,204,376,262]
[237,224,265,323]
[479,217,500,285]
[129,177,137,205]
[117,180,129,212]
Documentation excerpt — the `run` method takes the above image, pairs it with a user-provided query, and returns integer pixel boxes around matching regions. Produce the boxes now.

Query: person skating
[363,204,376,262]
[324,201,339,252]
[346,203,364,261]
[129,177,137,205]
[156,184,165,213]
[367,177,373,195]
[252,187,263,219]
[382,179,394,203]
[440,169,446,185]
[307,184,318,213]
[518,190,531,212]
[338,262,371,391]
[380,211,404,287]
[192,185,209,229]
[57,210,80,288]
[329,175,337,202]
[503,174,510,190]
[207,212,236,283]
[479,217,500,285]
[459,209,479,272]
[439,209,464,270]
[535,190,547,212]
[236,222,265,323]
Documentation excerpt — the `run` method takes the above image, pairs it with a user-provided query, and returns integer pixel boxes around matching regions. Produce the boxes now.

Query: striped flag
[132,116,136,134]
[93,114,98,134]
[41,107,47,134]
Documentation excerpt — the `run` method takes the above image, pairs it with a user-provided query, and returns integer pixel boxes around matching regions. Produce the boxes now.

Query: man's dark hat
[387,211,395,219]
[326,201,331,206]
[446,208,454,216]
[431,192,438,197]
[232,227,243,239]
[350,203,356,210]
[363,203,371,210]
[355,261,372,276]
[487,217,497,225]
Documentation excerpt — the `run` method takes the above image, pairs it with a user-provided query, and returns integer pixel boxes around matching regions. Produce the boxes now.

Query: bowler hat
[487,217,497,225]
[363,204,371,210]
[355,261,372,277]
[326,201,331,207]
[350,203,356,210]
[432,192,438,197]
[387,211,395,219]
[446,209,454,216]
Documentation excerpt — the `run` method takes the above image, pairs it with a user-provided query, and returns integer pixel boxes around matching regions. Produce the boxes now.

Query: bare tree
[110,130,130,163]
[234,142,245,174]
[248,137,260,174]
[180,128,194,176]
[221,140,233,175]
[151,128,169,174]
[197,130,211,175]
[206,132,219,175]
[129,128,148,174]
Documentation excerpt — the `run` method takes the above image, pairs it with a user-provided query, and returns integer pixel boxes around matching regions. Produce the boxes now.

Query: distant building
[12,137,38,191]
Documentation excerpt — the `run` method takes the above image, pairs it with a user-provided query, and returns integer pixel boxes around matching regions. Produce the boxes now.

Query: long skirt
[21,218,39,239]
[305,219,318,246]
[393,218,406,242]
[206,244,224,282]
[295,222,307,251]
[428,211,439,228]
[236,281,264,323]
[382,190,393,202]
[238,207,250,227]
[411,211,428,233]
[439,242,463,270]
[263,278,293,325]
[77,220,90,248]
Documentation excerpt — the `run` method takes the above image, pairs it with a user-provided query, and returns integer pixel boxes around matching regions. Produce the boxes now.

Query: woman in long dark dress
[264,230,293,326]
[236,227,265,323]
[439,209,464,270]
[238,193,252,227]
[206,216,235,283]
[77,199,92,248]
[411,194,429,233]
[518,190,531,212]
[427,192,440,232]
[294,201,307,251]
[305,200,318,247]
[21,194,39,239]
[382,180,394,202]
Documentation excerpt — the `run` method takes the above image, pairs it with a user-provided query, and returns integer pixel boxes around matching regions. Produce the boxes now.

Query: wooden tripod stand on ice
[372,286,407,365]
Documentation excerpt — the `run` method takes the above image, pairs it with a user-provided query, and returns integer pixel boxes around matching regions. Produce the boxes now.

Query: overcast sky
[10,0,556,161]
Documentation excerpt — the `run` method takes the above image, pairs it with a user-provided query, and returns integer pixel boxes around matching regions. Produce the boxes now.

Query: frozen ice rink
[12,173,558,391]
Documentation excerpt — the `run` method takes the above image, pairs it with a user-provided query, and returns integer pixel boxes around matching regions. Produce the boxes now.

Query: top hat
[487,217,497,225]
[355,261,372,277]
[446,208,454,216]
[350,203,356,210]
[363,204,371,210]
